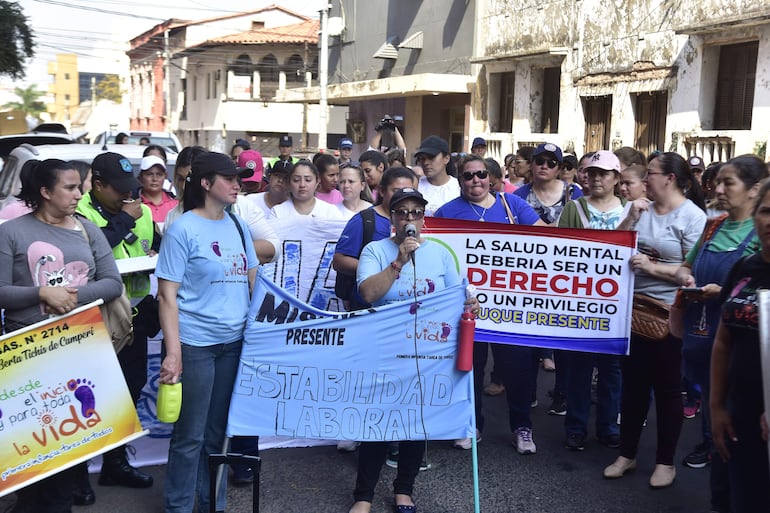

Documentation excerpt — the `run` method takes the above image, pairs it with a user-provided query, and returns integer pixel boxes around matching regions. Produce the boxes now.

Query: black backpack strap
[228,212,247,252]
[357,207,376,258]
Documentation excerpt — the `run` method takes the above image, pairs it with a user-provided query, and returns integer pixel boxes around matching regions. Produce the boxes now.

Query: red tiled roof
[203,19,319,46]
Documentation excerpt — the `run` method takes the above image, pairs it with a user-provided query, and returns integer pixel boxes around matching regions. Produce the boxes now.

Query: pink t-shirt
[315,189,344,205]
[141,191,179,223]
[0,200,32,220]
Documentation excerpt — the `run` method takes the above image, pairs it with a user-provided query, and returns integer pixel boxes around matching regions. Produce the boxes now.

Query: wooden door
[634,91,667,157]
[583,95,612,152]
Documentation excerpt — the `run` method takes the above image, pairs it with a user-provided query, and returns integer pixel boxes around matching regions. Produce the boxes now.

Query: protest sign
[262,215,348,311]
[227,275,475,441]
[423,217,637,355]
[0,303,145,497]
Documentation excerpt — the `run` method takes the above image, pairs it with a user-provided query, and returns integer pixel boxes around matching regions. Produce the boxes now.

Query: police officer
[267,134,300,170]
[76,152,158,490]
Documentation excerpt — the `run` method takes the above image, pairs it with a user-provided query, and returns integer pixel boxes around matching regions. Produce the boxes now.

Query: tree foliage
[3,85,46,120]
[95,75,123,103]
[0,1,35,80]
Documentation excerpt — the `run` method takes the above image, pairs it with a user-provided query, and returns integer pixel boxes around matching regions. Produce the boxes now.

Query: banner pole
[470,367,480,513]
[471,436,480,513]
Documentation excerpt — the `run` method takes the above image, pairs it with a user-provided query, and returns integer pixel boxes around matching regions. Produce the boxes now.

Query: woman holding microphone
[349,187,477,513]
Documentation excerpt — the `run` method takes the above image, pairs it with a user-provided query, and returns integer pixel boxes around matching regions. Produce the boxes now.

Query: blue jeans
[564,350,621,438]
[164,340,242,513]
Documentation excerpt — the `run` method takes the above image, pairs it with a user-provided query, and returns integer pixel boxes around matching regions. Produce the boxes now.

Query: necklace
[469,201,488,221]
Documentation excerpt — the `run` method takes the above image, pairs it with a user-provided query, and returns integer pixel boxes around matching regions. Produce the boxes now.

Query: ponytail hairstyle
[724,154,768,189]
[17,159,77,210]
[182,151,216,212]
[314,153,338,178]
[652,152,706,211]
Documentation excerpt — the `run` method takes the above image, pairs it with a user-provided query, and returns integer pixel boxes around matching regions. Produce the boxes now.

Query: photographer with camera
[370,115,406,154]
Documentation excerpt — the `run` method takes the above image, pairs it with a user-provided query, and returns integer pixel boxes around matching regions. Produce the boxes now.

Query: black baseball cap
[91,152,140,193]
[390,187,428,210]
[414,136,450,158]
[191,152,253,179]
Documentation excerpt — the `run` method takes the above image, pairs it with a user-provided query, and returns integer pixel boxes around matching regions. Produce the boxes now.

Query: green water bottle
[157,382,182,423]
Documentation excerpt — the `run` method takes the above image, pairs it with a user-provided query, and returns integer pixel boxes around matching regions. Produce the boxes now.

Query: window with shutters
[714,41,758,130]
[497,72,515,133]
[542,67,561,133]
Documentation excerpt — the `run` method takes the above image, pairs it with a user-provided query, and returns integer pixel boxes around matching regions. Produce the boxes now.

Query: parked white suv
[0,143,177,211]
[92,130,181,152]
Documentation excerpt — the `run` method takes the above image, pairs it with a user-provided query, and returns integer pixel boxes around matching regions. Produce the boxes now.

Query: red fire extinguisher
[457,285,476,371]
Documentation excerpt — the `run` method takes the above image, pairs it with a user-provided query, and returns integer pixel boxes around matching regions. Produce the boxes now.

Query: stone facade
[475,0,770,162]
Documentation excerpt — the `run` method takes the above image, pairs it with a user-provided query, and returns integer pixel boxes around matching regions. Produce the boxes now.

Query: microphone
[405,223,417,265]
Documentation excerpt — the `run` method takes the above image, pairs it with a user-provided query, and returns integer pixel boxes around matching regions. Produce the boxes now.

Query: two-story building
[279,0,478,158]
[475,0,770,161]
[129,5,347,155]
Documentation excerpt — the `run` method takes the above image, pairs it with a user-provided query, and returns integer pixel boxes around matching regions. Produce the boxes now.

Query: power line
[51,0,251,13]
[31,0,167,21]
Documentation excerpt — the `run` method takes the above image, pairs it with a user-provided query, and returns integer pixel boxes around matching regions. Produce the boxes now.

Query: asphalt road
[0,370,711,513]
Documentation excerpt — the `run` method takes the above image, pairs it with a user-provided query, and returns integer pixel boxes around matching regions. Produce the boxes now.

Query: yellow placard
[0,302,146,497]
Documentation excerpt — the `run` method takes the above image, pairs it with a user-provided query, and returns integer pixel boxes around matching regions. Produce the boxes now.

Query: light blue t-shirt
[155,211,258,346]
[357,238,461,306]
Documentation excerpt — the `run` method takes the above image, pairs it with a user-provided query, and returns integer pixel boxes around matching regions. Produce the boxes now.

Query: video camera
[375,115,397,132]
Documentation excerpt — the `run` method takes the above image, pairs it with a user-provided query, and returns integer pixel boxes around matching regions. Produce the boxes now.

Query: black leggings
[353,440,425,503]
[619,334,683,465]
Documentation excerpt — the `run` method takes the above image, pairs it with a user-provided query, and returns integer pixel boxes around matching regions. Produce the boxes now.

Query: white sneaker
[336,440,360,452]
[453,430,481,450]
[453,437,471,449]
[513,427,536,455]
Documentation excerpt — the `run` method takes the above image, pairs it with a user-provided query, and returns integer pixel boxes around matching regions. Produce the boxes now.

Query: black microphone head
[405,223,417,237]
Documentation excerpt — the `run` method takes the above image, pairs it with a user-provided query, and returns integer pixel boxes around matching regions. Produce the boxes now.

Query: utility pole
[318,3,330,151]
[163,29,171,132]
[302,40,309,152]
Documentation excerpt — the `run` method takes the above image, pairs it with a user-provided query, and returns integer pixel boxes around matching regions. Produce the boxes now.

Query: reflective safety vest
[77,194,154,299]
[267,156,300,169]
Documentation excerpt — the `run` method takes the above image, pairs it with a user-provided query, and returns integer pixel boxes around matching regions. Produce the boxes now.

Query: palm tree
[3,85,46,121]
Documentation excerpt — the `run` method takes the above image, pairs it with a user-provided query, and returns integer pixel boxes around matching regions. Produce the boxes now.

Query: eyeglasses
[462,170,489,181]
[563,164,575,171]
[414,154,436,163]
[534,156,559,169]
[391,208,425,219]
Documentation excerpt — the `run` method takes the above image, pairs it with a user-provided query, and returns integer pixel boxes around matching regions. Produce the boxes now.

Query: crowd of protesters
[1,128,768,513]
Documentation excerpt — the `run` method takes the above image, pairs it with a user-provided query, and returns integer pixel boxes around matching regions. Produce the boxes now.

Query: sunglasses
[462,170,489,181]
[534,156,559,169]
[391,208,425,219]
[562,164,574,171]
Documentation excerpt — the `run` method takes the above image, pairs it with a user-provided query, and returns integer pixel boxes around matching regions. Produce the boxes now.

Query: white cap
[140,155,166,172]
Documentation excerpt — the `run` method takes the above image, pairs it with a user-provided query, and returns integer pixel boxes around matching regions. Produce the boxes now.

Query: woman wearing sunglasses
[559,154,580,190]
[349,187,475,513]
[433,154,545,453]
[513,142,583,419]
[514,142,583,225]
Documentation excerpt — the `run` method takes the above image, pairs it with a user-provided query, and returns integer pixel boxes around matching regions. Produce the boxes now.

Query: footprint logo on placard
[67,378,96,417]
